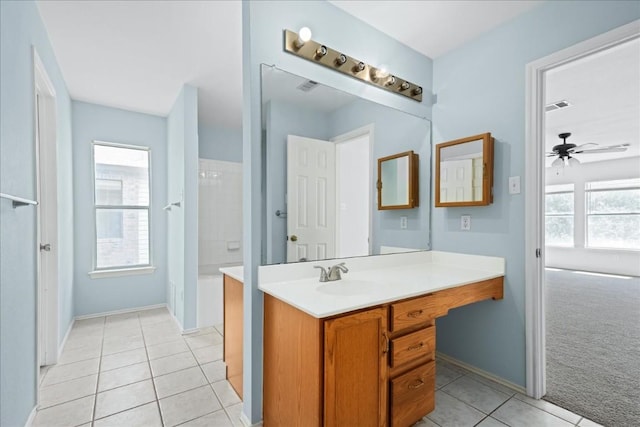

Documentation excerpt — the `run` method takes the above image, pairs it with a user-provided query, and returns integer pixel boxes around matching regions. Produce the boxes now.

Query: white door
[287,135,336,262]
[34,50,59,367]
[336,134,370,258]
[440,159,473,202]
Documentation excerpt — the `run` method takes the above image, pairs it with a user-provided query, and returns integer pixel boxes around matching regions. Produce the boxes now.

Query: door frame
[33,47,59,371]
[524,20,639,399]
[331,124,374,257]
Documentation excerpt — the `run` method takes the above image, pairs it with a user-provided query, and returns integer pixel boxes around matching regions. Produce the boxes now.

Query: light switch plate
[400,216,408,229]
[509,176,521,194]
[461,215,471,231]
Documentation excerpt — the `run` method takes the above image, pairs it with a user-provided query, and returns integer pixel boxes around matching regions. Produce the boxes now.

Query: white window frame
[544,184,575,248]
[585,179,640,251]
[90,140,154,277]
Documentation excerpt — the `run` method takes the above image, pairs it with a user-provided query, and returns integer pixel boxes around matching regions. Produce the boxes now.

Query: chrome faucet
[314,262,349,282]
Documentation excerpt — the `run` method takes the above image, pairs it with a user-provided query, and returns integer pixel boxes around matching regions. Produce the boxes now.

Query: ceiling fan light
[567,157,580,167]
[552,157,564,168]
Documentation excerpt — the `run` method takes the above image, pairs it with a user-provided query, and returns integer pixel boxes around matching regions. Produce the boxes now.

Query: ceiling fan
[547,132,630,167]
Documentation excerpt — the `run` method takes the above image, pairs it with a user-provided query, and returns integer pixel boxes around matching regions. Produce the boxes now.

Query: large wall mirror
[261,65,432,264]
[435,132,494,207]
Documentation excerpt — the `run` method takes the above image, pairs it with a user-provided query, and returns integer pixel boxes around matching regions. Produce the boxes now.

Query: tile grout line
[139,312,166,427]
[90,316,106,427]
[514,393,583,424]
[188,333,230,423]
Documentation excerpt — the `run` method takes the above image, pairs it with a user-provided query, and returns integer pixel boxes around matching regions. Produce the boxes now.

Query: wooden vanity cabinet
[263,276,504,427]
[324,307,389,427]
[263,296,388,427]
[223,275,243,398]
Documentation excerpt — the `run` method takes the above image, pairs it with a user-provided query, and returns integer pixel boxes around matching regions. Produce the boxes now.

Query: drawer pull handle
[382,332,389,354]
[408,342,424,351]
[408,379,425,389]
[407,309,424,318]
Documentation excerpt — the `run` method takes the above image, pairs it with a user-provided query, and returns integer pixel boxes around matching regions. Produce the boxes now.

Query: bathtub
[197,263,239,329]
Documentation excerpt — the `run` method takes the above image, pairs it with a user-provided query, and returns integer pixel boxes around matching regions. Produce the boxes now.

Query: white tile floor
[421,360,603,427]
[35,307,601,427]
[35,308,240,427]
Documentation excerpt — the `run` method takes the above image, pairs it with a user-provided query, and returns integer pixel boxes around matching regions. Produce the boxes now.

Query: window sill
[89,266,156,279]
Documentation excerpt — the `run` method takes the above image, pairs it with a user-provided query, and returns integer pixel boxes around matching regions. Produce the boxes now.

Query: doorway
[33,48,59,374]
[285,125,372,262]
[525,19,639,424]
[334,130,371,258]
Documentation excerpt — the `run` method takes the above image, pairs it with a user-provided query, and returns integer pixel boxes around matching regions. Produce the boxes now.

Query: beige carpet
[544,269,640,427]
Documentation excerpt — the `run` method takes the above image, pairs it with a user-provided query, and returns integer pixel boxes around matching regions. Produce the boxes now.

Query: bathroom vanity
[259,251,504,427]
[220,266,244,399]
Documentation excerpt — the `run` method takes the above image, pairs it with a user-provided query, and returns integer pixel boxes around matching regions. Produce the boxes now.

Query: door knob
[290,235,298,242]
[40,243,51,251]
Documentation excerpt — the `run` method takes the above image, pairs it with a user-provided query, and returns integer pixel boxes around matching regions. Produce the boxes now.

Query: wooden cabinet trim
[223,276,243,399]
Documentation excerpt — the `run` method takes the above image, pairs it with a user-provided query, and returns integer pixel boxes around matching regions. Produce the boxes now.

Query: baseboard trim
[24,405,37,427]
[436,351,526,395]
[57,318,75,360]
[239,412,263,427]
[167,306,187,334]
[74,303,167,320]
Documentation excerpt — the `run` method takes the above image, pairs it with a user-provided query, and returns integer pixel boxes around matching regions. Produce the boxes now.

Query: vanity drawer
[391,326,435,367]
[390,361,435,427]
[390,293,445,332]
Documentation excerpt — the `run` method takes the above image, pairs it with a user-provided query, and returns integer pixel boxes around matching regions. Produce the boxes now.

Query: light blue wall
[242,1,434,422]
[329,99,431,253]
[166,85,199,330]
[0,1,74,426]
[264,100,332,264]
[431,1,640,387]
[198,124,242,162]
[72,101,167,316]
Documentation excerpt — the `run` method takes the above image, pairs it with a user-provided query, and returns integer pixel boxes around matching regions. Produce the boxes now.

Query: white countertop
[258,251,504,318]
[219,265,244,283]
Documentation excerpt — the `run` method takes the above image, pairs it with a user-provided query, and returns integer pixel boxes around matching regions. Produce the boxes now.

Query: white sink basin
[316,280,376,296]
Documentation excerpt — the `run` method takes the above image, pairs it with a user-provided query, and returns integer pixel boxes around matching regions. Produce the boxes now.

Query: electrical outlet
[400,216,408,229]
[461,215,471,231]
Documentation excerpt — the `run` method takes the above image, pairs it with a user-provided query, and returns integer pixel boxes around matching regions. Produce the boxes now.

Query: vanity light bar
[283,29,423,102]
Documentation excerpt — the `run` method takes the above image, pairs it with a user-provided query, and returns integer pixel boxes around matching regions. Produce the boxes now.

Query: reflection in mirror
[261,65,432,265]
[378,151,419,210]
[435,133,494,207]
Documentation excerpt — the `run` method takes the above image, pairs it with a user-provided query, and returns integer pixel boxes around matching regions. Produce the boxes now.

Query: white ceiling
[36,1,548,129]
[329,1,543,58]
[261,66,357,116]
[36,0,242,127]
[545,37,640,166]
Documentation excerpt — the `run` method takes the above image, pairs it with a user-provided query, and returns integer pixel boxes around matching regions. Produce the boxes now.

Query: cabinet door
[324,307,388,427]
[223,275,243,398]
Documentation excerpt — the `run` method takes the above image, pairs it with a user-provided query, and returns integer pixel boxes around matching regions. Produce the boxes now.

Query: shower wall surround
[198,159,243,272]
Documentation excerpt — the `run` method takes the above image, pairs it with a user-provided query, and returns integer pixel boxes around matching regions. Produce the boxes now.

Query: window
[545,184,574,247]
[93,143,150,270]
[586,178,640,250]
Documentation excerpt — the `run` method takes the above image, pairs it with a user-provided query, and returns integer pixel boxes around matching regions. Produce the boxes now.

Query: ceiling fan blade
[572,143,598,150]
[575,147,629,154]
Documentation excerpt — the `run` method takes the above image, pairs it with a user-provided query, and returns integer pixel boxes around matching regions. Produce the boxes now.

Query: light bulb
[567,157,580,167]
[371,66,390,81]
[295,27,312,48]
[552,157,564,168]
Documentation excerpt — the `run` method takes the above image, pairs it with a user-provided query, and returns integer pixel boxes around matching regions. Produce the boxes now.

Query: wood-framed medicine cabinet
[377,150,419,210]
[435,132,494,207]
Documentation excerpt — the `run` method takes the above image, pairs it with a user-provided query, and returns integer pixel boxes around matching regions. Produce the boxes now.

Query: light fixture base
[283,29,423,102]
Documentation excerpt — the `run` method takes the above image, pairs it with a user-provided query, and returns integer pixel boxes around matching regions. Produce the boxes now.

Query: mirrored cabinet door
[377,151,419,210]
[435,133,494,207]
